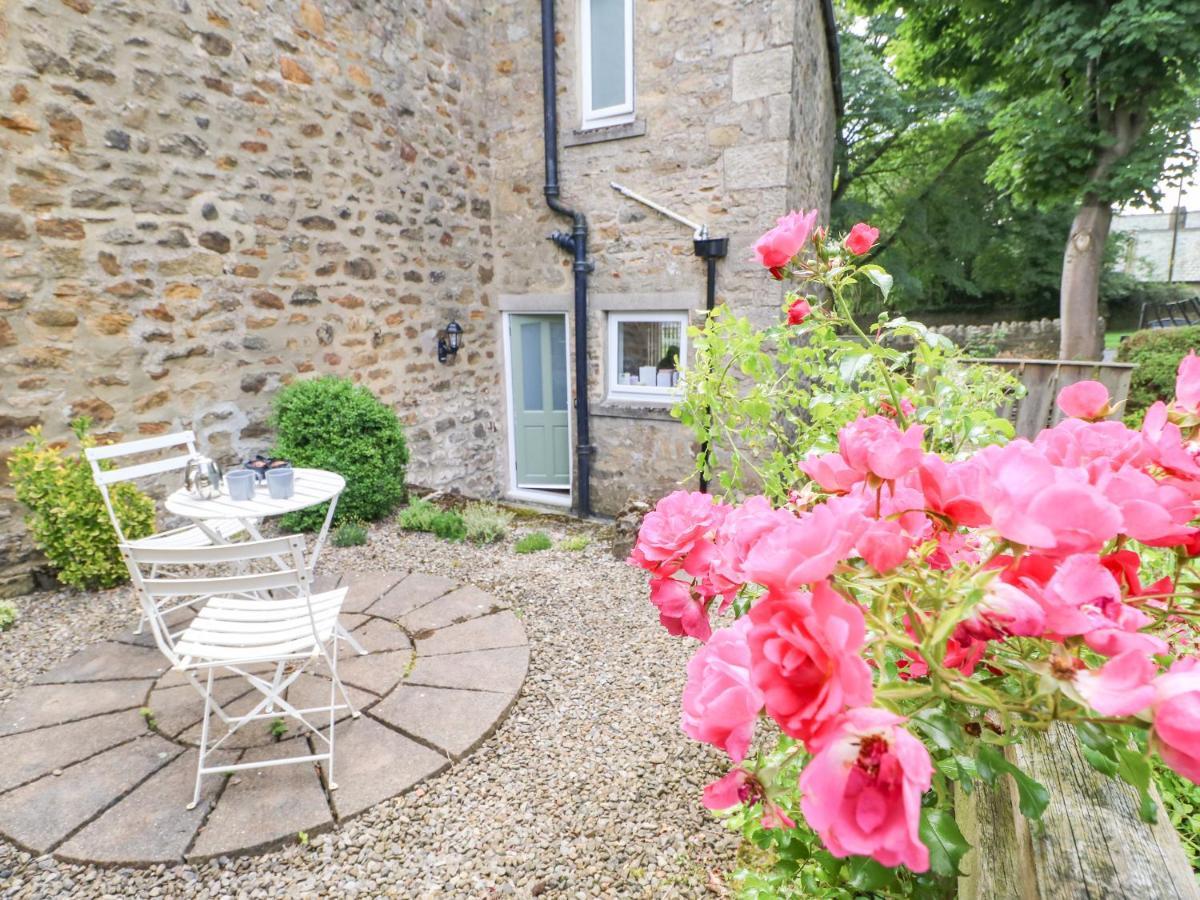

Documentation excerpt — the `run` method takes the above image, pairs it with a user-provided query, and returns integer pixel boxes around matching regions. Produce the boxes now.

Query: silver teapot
[184,455,224,500]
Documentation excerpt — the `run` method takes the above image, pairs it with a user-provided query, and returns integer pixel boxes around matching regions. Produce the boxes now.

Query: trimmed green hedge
[1116,326,1200,425]
[270,377,408,532]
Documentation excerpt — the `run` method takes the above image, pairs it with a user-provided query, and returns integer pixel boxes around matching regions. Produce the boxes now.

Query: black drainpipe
[692,235,729,494]
[541,0,593,518]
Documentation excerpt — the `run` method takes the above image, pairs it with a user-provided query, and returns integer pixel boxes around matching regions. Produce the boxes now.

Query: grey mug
[225,469,256,502]
[267,467,294,500]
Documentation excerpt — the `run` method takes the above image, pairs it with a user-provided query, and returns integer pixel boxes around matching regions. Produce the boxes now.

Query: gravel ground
[0,513,737,898]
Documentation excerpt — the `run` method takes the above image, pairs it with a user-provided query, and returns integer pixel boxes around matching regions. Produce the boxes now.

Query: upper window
[607,311,687,401]
[581,0,635,130]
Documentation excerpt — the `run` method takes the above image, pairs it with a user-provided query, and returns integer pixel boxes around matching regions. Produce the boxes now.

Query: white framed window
[607,311,688,401]
[580,0,635,130]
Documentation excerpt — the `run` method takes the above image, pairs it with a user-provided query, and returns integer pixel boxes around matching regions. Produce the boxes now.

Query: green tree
[833,10,1080,320]
[859,0,1200,358]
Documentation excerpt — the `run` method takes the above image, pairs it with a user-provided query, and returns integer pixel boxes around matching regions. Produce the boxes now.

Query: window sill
[594,399,679,422]
[564,119,646,147]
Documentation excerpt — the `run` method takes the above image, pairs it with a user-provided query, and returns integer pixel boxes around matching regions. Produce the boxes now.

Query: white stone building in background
[1111,208,1200,288]
[0,0,838,592]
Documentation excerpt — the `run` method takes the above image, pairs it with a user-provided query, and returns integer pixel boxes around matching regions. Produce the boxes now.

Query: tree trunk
[1059,197,1112,360]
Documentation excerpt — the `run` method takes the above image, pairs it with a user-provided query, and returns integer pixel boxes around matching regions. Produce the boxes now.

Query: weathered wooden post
[955,358,1198,899]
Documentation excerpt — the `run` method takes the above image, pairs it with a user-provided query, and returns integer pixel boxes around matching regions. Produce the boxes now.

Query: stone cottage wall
[485,0,836,514]
[0,0,496,593]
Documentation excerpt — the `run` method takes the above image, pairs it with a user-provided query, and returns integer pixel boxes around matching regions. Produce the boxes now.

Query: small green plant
[462,502,514,544]
[430,510,466,542]
[514,531,552,554]
[139,707,158,731]
[558,534,591,552]
[398,499,441,532]
[271,376,409,532]
[332,520,368,547]
[1117,325,1200,425]
[0,602,16,632]
[297,831,309,846]
[7,418,156,589]
[269,717,288,739]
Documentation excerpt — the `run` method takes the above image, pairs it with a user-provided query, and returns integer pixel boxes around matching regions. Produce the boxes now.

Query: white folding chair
[85,431,246,632]
[121,536,359,808]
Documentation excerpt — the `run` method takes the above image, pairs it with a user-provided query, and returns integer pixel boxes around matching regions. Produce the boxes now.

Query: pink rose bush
[630,215,1200,882]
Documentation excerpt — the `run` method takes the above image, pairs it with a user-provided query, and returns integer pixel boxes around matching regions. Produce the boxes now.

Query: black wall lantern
[437,320,463,363]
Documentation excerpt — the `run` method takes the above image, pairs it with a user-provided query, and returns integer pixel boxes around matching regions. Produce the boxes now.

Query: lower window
[607,311,688,401]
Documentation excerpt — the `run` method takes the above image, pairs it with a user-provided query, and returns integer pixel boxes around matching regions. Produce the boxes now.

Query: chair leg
[189,668,214,810]
[327,648,338,792]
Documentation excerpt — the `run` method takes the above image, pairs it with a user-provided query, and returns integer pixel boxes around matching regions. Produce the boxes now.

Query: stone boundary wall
[925,317,1105,360]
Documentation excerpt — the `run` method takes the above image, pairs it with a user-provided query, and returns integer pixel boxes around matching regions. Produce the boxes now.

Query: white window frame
[580,0,635,131]
[606,310,688,402]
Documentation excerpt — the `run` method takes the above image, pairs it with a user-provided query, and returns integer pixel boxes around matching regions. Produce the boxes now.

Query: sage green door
[509,314,571,489]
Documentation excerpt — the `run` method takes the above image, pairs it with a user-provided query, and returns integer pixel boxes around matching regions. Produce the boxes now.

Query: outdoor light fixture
[437,320,463,363]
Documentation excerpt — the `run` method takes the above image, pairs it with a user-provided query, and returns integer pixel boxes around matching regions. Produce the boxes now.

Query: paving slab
[405,646,530,696]
[340,571,407,614]
[402,585,508,633]
[176,689,294,750]
[0,680,155,736]
[0,735,181,853]
[148,677,252,741]
[335,648,413,695]
[371,684,516,758]
[329,716,449,819]
[368,572,457,619]
[110,606,197,648]
[187,740,333,860]
[33,642,169,685]
[0,709,149,794]
[350,616,413,653]
[284,673,376,724]
[57,748,235,865]
[414,611,527,656]
[311,573,343,593]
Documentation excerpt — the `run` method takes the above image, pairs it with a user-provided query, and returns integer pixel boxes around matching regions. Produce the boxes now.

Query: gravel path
[0,516,737,898]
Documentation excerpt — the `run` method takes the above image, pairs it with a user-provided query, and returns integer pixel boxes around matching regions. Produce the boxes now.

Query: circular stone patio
[0,571,528,865]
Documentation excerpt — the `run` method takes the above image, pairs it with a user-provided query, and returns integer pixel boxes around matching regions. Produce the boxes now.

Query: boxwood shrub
[270,377,408,532]
[1116,325,1200,425]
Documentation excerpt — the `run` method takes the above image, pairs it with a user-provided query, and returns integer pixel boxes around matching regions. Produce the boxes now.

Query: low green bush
[514,531,552,554]
[332,520,368,547]
[399,499,465,542]
[558,534,591,552]
[0,602,16,632]
[270,377,409,532]
[1117,325,1200,425]
[7,419,156,589]
[431,511,466,542]
[462,502,513,544]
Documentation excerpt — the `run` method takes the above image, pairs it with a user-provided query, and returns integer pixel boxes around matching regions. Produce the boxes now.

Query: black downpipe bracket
[692,236,729,494]
[541,0,593,518]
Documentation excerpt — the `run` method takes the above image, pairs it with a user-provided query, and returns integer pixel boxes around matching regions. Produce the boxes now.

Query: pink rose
[629,490,726,577]
[857,517,913,574]
[747,582,874,745]
[1097,465,1197,546]
[1152,658,1200,783]
[740,502,863,595]
[843,222,880,256]
[1075,651,1157,717]
[786,297,812,325]
[838,415,926,483]
[918,456,989,527]
[799,707,932,872]
[1056,381,1111,421]
[799,451,866,493]
[702,768,796,829]
[1175,351,1200,415]
[879,398,916,419]
[956,581,1045,642]
[649,577,712,642]
[707,497,787,599]
[753,209,819,270]
[682,616,763,761]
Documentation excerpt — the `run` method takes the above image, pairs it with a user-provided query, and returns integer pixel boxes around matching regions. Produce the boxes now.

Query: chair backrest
[120,535,313,666]
[84,431,200,542]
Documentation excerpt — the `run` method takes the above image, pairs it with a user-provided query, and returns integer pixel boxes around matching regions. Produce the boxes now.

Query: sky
[1125,126,1200,214]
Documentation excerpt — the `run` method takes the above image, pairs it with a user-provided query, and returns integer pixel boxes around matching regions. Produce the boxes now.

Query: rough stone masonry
[0,0,836,593]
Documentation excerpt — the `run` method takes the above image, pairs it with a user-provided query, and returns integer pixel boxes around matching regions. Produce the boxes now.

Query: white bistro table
[164,467,364,655]
[165,467,346,572]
